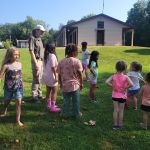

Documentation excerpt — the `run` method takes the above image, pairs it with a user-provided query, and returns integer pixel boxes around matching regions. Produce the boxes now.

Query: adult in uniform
[29,25,45,102]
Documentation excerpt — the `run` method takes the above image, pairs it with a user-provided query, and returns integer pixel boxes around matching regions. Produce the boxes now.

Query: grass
[0,46,150,150]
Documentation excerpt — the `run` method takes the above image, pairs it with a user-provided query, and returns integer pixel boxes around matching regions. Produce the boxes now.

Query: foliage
[0,46,150,149]
[126,0,150,46]
[80,13,96,20]
[3,40,12,49]
[67,20,76,25]
[0,16,58,46]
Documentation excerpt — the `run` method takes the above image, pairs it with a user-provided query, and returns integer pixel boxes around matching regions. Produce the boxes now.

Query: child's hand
[80,84,83,90]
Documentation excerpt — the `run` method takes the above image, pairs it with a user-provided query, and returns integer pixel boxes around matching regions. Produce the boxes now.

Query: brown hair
[65,44,78,56]
[115,61,127,72]
[145,72,150,83]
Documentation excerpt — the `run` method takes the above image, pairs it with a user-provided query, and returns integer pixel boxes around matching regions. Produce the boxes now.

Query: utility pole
[102,0,104,14]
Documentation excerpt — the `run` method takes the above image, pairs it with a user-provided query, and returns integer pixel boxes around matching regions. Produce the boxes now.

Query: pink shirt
[141,84,150,106]
[112,73,129,99]
[41,53,58,87]
[57,57,82,92]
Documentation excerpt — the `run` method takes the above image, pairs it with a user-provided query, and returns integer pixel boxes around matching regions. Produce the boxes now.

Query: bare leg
[133,95,138,110]
[46,86,52,100]
[143,111,148,128]
[0,100,10,117]
[89,83,96,100]
[51,86,58,100]
[126,95,131,108]
[113,101,119,126]
[118,103,125,127]
[16,99,23,126]
[46,86,52,108]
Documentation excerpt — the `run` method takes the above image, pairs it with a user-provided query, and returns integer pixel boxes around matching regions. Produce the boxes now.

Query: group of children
[0,43,150,130]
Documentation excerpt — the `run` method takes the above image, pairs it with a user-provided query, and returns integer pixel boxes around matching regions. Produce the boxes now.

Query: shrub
[3,40,12,49]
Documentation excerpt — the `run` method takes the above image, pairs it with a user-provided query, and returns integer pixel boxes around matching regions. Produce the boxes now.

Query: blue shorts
[128,89,140,96]
[4,89,23,100]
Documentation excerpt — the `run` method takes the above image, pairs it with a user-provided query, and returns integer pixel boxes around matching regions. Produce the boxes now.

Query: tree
[0,16,56,46]
[67,20,76,25]
[126,0,149,46]
[80,13,96,20]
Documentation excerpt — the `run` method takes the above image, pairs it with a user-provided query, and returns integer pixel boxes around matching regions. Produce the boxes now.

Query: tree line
[0,0,150,47]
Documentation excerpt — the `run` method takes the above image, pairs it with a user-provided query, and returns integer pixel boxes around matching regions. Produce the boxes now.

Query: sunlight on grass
[0,46,150,149]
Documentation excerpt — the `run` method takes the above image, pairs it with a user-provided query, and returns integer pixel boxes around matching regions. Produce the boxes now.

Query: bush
[3,40,12,49]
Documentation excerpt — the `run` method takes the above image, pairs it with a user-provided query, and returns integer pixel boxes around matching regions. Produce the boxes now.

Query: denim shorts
[4,89,23,100]
[128,89,140,96]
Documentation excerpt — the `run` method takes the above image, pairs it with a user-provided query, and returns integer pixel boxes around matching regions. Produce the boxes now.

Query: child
[0,47,23,126]
[81,42,91,81]
[57,44,83,119]
[41,43,60,112]
[139,72,150,130]
[88,51,99,103]
[106,61,133,129]
[127,61,144,110]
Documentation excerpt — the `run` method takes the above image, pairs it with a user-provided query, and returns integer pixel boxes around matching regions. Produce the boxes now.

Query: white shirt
[81,50,91,64]
[127,71,143,90]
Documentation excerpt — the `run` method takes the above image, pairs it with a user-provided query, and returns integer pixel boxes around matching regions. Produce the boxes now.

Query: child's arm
[58,74,62,90]
[126,76,134,88]
[77,70,83,90]
[139,86,144,102]
[0,64,7,79]
[51,67,57,82]
[89,67,96,76]
[105,75,113,87]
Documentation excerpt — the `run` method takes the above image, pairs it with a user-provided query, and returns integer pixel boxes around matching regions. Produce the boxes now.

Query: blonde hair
[2,47,19,66]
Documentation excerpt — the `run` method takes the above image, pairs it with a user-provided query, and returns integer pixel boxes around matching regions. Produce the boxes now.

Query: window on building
[97,21,104,28]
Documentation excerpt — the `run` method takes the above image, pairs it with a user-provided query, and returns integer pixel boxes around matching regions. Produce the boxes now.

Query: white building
[16,40,29,48]
[56,13,134,46]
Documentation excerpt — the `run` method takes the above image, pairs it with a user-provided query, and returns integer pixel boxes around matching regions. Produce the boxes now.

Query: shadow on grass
[124,48,150,55]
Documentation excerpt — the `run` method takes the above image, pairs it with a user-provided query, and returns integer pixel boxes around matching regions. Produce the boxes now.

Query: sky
[0,0,138,30]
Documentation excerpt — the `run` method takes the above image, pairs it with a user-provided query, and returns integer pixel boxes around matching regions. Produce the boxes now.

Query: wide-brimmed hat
[34,25,46,31]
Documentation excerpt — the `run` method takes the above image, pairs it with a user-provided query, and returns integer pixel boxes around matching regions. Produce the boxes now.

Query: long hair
[89,51,99,68]
[44,43,57,64]
[2,47,19,66]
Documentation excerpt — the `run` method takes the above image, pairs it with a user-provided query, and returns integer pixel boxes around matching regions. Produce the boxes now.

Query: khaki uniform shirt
[29,36,44,60]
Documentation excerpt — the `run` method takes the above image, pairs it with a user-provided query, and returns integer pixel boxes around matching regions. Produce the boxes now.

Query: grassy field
[0,46,150,150]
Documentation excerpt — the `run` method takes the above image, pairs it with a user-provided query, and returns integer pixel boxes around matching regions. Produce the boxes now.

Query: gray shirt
[28,35,44,60]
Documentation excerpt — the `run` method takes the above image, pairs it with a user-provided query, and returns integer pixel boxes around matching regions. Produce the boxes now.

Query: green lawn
[0,46,150,150]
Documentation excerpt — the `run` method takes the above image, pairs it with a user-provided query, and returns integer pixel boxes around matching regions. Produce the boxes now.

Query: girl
[57,44,83,119]
[81,42,91,81]
[106,61,133,129]
[0,47,23,126]
[41,43,60,112]
[88,51,99,103]
[127,61,144,110]
[139,72,150,130]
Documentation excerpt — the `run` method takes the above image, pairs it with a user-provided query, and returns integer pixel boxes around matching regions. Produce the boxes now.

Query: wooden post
[131,29,134,46]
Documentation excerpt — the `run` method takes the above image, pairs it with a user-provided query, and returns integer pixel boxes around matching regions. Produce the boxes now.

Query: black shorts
[141,105,150,112]
[112,97,126,103]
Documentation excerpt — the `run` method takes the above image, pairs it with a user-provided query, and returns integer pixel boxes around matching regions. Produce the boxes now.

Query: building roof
[61,13,133,30]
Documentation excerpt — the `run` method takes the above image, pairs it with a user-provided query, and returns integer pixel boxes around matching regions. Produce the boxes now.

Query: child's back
[58,57,82,92]
[112,73,128,99]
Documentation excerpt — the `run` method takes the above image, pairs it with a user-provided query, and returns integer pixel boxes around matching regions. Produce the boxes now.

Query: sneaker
[118,125,123,129]
[90,99,98,103]
[32,97,41,103]
[140,123,147,130]
[50,107,61,113]
[112,125,119,130]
